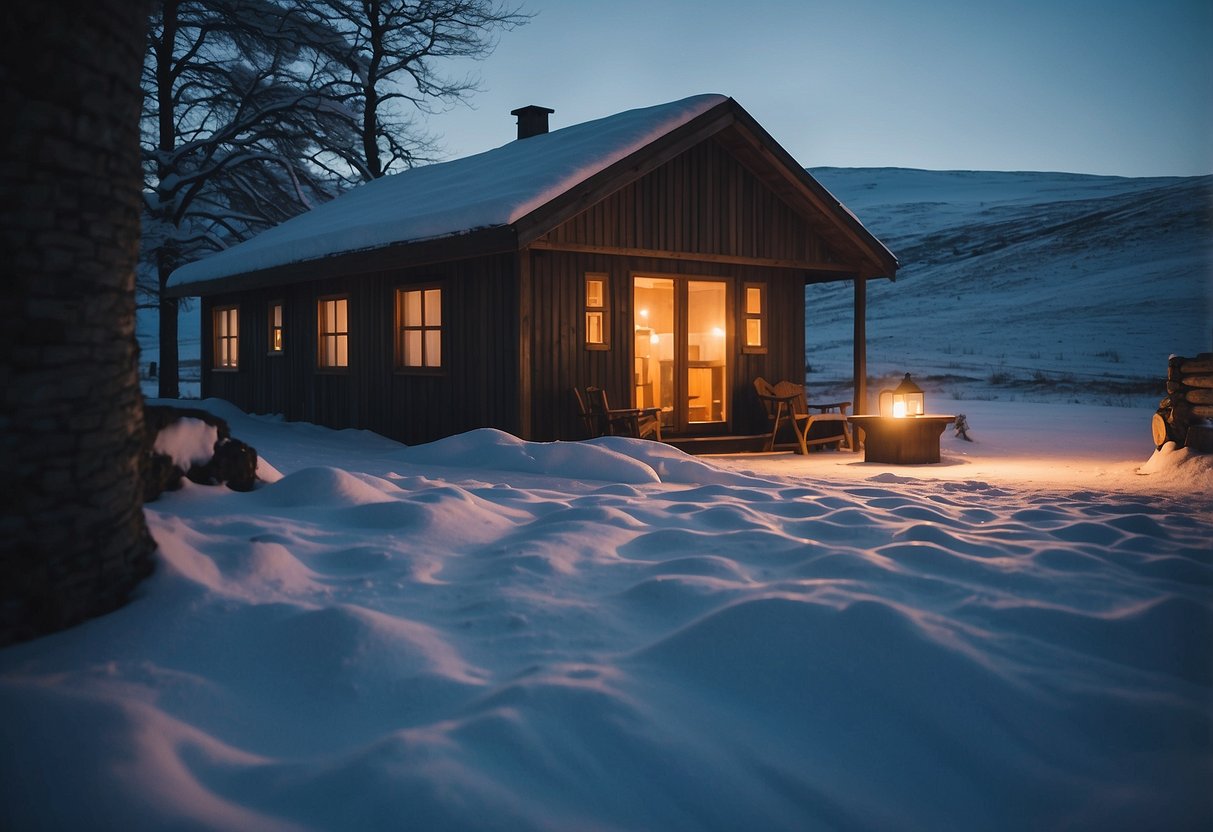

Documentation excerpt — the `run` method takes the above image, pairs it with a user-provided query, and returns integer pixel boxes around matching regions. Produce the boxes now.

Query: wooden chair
[573,386,662,441]
[753,377,852,454]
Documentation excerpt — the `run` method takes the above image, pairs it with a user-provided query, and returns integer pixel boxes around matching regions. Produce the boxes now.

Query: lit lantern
[879,373,925,418]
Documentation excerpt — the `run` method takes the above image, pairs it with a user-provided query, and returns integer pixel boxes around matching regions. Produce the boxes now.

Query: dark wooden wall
[202,253,518,445]
[525,249,806,442]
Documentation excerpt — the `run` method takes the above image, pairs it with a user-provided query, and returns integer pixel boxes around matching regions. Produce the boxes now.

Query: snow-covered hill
[805,168,1213,408]
[143,168,1213,407]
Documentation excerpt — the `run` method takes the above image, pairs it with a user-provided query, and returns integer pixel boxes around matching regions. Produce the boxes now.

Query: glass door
[686,280,728,426]
[633,277,675,431]
[633,276,729,433]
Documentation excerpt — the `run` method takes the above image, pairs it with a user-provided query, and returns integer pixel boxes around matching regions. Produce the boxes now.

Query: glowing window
[585,273,609,349]
[213,305,239,369]
[396,286,442,369]
[318,297,349,369]
[742,282,766,353]
[269,302,283,353]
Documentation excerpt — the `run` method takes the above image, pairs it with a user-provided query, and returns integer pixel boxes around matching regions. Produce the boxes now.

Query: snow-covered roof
[168,94,729,289]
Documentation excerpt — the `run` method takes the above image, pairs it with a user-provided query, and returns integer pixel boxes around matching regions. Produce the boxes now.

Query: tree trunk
[157,265,181,399]
[155,0,181,399]
[1,0,156,645]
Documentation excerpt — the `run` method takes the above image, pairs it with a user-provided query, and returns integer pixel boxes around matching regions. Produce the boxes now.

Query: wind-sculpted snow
[2,421,1210,830]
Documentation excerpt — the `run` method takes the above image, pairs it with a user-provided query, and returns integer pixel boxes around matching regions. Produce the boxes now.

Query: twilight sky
[424,0,1212,177]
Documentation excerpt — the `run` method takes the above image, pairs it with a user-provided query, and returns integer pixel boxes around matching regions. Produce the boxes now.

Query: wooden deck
[663,433,860,456]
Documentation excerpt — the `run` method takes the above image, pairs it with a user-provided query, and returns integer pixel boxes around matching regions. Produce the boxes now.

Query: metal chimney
[511,105,554,140]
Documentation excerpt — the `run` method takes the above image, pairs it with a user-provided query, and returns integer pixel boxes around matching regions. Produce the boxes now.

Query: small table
[848,415,955,464]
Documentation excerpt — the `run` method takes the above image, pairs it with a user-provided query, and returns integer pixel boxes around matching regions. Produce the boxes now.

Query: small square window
[213,305,239,369]
[746,286,762,316]
[585,273,609,350]
[396,285,443,370]
[586,311,604,344]
[269,302,284,353]
[318,297,349,369]
[742,283,766,353]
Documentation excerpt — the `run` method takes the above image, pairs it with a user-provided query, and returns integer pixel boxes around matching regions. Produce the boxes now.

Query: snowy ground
[2,397,1210,831]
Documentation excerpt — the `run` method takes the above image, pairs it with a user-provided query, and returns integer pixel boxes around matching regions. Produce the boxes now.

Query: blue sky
[425,0,1212,177]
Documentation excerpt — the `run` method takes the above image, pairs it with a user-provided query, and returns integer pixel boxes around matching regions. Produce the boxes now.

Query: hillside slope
[805,168,1212,407]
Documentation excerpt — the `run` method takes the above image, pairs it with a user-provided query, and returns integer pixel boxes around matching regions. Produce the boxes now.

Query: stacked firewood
[1154,352,1213,452]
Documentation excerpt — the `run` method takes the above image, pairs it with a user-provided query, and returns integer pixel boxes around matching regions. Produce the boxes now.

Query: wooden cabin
[166,95,896,446]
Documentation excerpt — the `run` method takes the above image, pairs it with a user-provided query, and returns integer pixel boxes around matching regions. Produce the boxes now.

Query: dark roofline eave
[164,225,519,298]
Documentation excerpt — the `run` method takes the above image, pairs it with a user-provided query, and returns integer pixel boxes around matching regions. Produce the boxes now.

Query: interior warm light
[892,400,907,418]
[650,333,660,345]
[639,308,649,320]
[711,326,725,338]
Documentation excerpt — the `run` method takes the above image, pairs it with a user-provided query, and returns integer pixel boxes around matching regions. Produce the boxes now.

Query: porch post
[853,277,867,416]
[517,248,533,439]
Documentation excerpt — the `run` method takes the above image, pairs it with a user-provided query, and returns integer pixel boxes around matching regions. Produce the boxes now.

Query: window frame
[741,281,768,355]
[268,300,284,356]
[584,272,610,351]
[394,284,444,373]
[316,295,350,372]
[212,304,240,371]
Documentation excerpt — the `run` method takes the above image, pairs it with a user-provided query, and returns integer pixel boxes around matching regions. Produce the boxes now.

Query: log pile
[1154,353,1213,452]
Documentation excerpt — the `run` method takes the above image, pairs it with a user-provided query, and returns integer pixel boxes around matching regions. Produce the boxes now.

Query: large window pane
[424,330,441,367]
[687,281,727,423]
[424,289,441,326]
[404,330,422,366]
[632,276,674,422]
[405,290,422,327]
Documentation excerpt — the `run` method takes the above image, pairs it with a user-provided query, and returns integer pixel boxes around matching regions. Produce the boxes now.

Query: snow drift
[2,399,1210,831]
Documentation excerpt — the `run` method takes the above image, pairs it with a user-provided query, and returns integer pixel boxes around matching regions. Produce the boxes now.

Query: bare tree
[142,0,528,396]
[1,0,157,644]
[300,0,530,181]
[142,0,355,397]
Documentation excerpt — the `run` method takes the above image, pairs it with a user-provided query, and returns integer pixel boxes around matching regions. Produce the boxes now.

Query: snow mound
[396,428,773,487]
[1138,441,1213,491]
[252,467,400,507]
[398,428,661,484]
[588,436,773,486]
[152,417,218,470]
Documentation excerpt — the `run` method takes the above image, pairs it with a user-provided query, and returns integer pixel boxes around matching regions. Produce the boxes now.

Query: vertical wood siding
[527,250,808,442]
[200,254,518,445]
[542,136,838,263]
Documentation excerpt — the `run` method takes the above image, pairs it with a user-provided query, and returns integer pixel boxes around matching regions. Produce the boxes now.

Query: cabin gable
[535,135,845,267]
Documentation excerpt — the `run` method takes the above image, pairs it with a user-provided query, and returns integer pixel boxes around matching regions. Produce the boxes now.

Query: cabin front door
[633,275,730,434]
